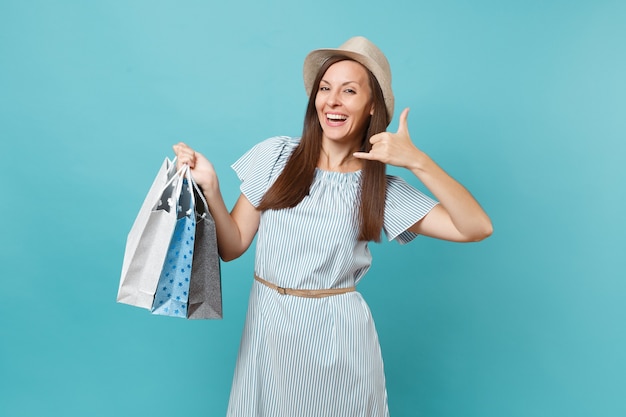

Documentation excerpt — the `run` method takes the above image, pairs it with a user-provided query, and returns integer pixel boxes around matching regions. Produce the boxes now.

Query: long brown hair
[257,55,390,242]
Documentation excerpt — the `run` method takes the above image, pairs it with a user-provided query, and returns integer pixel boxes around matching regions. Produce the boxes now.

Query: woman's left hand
[353,108,422,170]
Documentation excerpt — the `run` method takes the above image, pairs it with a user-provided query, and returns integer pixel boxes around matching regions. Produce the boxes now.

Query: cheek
[355,101,372,120]
[314,95,324,112]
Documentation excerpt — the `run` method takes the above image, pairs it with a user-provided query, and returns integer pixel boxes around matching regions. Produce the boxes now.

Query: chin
[322,129,354,142]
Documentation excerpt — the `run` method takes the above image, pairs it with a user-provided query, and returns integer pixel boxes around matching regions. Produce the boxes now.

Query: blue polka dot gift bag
[151,166,196,318]
[117,158,184,309]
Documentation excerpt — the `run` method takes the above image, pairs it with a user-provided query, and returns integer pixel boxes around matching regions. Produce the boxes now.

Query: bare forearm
[173,142,259,258]
[352,109,492,242]
[409,151,493,241]
[203,187,257,262]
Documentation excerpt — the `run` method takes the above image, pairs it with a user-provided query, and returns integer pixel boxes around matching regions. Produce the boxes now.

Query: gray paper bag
[187,181,223,319]
[117,160,184,309]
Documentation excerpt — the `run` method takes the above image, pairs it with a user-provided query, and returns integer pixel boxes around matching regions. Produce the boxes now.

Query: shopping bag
[187,180,222,319]
[151,166,196,318]
[117,160,184,309]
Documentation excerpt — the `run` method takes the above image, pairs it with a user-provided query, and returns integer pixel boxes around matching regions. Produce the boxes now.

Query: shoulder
[234,136,299,168]
[382,175,439,243]
[384,174,438,207]
[252,136,300,154]
[385,174,411,192]
[232,136,301,184]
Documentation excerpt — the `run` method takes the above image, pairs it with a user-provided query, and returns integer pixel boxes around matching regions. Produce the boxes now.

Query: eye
[319,86,330,92]
[344,88,356,94]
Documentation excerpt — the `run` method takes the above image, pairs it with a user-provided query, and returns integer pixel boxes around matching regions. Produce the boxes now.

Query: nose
[327,89,341,107]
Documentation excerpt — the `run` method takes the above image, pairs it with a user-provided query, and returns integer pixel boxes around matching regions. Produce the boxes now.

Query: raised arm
[353,109,493,242]
[173,143,260,261]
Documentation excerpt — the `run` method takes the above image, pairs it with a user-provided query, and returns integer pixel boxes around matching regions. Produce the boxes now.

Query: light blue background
[1,1,624,416]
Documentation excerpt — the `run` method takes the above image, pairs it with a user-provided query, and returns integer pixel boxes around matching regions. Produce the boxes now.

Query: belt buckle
[276,286,288,295]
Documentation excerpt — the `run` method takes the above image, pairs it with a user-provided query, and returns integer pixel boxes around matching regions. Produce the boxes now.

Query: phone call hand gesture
[353,108,424,171]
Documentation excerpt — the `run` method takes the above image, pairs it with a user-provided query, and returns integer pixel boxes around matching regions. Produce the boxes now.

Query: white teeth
[327,114,347,120]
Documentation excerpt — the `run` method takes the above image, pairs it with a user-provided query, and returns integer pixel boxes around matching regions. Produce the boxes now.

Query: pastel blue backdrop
[1,1,624,416]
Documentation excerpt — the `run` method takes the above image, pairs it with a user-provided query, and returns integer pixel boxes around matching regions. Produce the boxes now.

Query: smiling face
[315,60,374,147]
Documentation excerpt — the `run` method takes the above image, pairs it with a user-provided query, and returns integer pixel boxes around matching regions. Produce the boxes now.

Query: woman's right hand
[172,142,218,194]
[173,142,260,261]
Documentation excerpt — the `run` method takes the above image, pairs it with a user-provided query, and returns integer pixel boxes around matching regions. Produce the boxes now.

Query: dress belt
[254,275,356,298]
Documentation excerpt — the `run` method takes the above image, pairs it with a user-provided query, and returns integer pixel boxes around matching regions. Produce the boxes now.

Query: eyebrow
[319,79,362,87]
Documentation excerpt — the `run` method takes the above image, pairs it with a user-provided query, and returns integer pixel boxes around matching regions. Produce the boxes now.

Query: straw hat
[303,36,394,122]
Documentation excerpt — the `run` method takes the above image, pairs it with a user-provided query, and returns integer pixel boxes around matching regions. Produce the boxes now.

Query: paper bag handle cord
[173,164,194,214]
[184,165,196,215]
[161,163,189,191]
[154,163,189,214]
[190,176,209,216]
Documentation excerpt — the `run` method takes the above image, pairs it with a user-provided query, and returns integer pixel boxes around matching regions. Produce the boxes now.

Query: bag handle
[183,164,196,219]
[154,163,189,213]
[189,175,209,219]
[157,162,203,220]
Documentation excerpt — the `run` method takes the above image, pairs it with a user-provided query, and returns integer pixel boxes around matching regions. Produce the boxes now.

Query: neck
[319,145,362,172]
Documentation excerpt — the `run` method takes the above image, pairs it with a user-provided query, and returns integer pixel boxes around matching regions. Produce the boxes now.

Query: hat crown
[303,36,395,123]
[337,36,391,77]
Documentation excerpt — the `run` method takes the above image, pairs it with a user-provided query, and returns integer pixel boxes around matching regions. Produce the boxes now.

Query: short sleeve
[231,136,300,207]
[383,175,439,244]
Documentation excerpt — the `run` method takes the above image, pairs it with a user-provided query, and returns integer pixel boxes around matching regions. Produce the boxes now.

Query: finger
[353,151,378,161]
[368,132,386,144]
[173,143,196,168]
[173,143,190,160]
[173,142,190,152]
[177,159,194,170]
[397,108,410,134]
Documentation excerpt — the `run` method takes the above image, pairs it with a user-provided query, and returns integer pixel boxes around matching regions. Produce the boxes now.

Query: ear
[369,103,375,116]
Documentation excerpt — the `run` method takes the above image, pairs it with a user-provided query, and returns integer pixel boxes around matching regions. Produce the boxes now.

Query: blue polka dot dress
[226,137,438,417]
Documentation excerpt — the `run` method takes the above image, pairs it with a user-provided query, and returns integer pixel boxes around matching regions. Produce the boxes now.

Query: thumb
[397,108,410,134]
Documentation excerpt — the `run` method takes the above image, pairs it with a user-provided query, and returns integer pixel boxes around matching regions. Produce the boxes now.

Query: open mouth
[327,113,348,122]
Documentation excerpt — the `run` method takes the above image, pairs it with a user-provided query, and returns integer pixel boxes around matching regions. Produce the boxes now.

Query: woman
[174,36,492,417]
